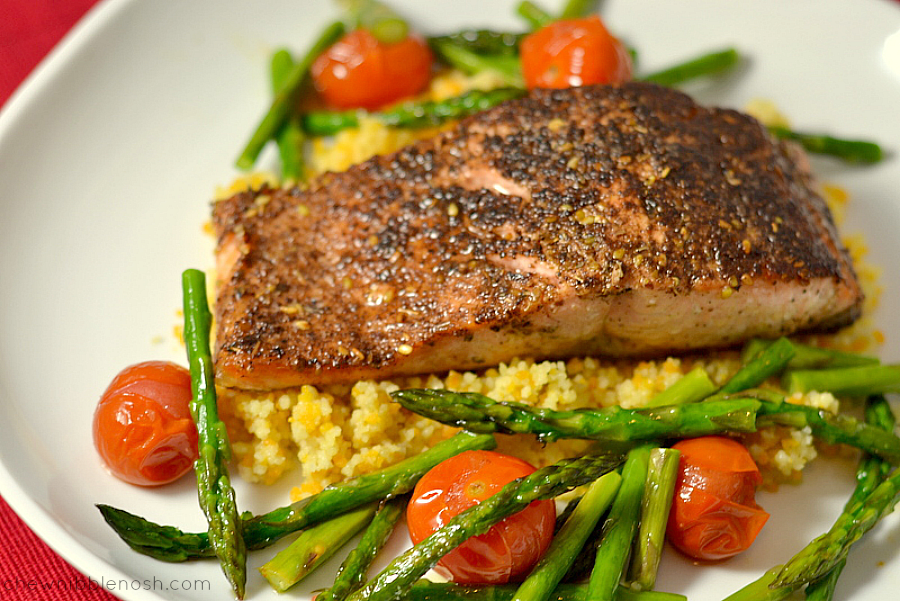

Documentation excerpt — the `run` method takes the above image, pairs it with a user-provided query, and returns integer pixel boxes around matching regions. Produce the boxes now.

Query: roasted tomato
[311,28,434,110]
[406,450,556,584]
[520,15,632,90]
[93,361,198,486]
[666,436,770,561]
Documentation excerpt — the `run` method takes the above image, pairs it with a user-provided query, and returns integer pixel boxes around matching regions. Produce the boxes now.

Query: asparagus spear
[260,503,378,592]
[849,396,898,504]
[771,464,900,589]
[97,431,495,561]
[340,0,409,44]
[725,396,899,601]
[302,87,527,136]
[407,579,687,601]
[516,1,554,29]
[803,562,844,601]
[721,569,791,601]
[345,452,626,601]
[428,30,525,57]
[558,0,600,19]
[720,336,796,394]
[392,388,761,443]
[627,448,680,591]
[181,269,247,599]
[740,338,879,369]
[235,20,345,171]
[588,446,653,601]
[270,48,306,182]
[638,48,740,87]
[512,471,622,601]
[395,388,900,461]
[644,366,716,408]
[799,395,897,601]
[783,364,900,397]
[768,125,883,164]
[747,389,900,462]
[318,496,406,601]
[430,39,524,88]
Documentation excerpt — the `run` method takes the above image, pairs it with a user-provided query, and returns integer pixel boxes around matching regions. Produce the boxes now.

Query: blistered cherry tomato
[93,361,198,486]
[311,29,433,110]
[406,450,556,584]
[666,436,770,561]
[520,16,632,90]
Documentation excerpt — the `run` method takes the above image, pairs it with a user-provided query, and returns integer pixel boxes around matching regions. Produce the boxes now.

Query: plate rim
[1,1,899,600]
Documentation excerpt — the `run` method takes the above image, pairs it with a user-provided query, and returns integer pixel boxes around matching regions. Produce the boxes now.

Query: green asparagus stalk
[800,395,896,601]
[395,388,900,461]
[345,452,626,601]
[768,125,883,164]
[588,446,653,601]
[725,397,896,601]
[740,338,879,369]
[725,396,899,600]
[430,39,524,87]
[553,493,582,533]
[512,471,622,601]
[340,0,409,44]
[235,20,345,171]
[783,364,900,397]
[270,49,306,182]
[392,388,761,443]
[407,579,687,601]
[558,0,599,19]
[771,465,900,589]
[427,30,525,57]
[269,48,294,93]
[638,48,740,87]
[721,569,791,601]
[97,431,495,561]
[803,560,844,601]
[850,396,898,504]
[627,448,681,591]
[259,503,377,592]
[318,496,406,601]
[516,1,554,29]
[747,389,900,462]
[182,269,247,599]
[644,366,716,408]
[720,336,795,394]
[302,87,527,136]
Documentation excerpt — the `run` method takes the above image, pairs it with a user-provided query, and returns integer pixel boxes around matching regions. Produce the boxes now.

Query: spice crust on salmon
[212,82,862,391]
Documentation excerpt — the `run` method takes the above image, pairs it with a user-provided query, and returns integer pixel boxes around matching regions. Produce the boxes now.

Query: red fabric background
[2,1,899,600]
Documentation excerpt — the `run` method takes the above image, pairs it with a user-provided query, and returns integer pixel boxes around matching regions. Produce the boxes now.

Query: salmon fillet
[213,82,862,391]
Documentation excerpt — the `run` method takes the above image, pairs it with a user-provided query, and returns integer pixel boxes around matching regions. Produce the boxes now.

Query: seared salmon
[213,82,862,390]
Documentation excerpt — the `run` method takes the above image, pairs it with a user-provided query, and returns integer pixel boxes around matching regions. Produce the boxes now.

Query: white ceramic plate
[2,0,900,599]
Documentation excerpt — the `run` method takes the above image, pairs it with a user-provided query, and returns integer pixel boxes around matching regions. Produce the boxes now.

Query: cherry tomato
[311,29,434,111]
[666,436,770,561]
[406,450,556,584]
[93,361,198,486]
[520,16,632,90]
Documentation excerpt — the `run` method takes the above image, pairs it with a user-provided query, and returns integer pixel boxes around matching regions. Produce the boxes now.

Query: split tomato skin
[406,450,556,584]
[666,436,770,561]
[520,16,632,90]
[311,29,434,111]
[93,360,198,487]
